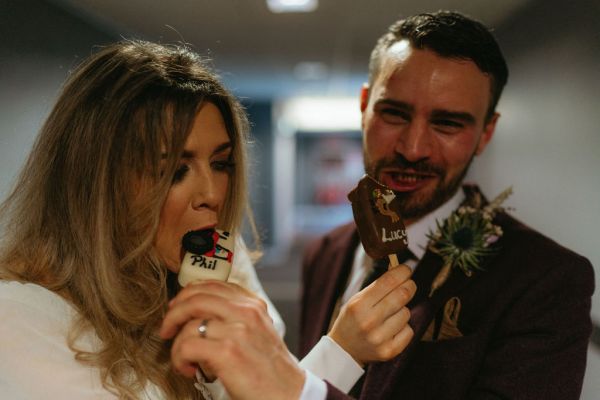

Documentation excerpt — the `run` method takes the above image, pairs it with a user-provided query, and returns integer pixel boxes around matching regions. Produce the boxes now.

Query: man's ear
[476,112,500,155]
[360,84,369,113]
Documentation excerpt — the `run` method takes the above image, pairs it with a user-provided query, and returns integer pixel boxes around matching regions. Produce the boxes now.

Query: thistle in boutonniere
[427,187,513,297]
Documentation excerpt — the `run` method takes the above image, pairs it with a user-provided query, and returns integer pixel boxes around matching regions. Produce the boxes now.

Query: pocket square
[422,297,463,342]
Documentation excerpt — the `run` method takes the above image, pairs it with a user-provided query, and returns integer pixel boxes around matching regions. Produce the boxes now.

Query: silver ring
[197,319,209,338]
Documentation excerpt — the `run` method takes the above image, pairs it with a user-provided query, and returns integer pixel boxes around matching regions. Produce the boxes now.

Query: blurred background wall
[1,0,598,396]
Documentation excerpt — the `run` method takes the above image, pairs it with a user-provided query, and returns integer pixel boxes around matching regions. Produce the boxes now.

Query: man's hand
[328,265,416,366]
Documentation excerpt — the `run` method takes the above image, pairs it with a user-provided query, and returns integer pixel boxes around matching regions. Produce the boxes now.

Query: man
[300,11,594,399]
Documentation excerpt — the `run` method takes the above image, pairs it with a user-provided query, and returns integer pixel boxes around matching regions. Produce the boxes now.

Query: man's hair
[369,10,509,120]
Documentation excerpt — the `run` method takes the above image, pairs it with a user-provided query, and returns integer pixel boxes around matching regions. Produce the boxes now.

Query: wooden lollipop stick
[388,253,399,269]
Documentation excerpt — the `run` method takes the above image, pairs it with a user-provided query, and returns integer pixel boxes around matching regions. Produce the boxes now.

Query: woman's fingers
[169,280,261,308]
[160,282,267,340]
[170,318,226,377]
[169,316,305,400]
[160,292,224,339]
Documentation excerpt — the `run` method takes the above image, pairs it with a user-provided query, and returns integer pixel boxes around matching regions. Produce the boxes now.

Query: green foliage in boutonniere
[427,187,513,297]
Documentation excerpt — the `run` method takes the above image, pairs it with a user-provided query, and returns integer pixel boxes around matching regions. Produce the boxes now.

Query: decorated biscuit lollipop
[347,175,408,268]
[177,229,235,286]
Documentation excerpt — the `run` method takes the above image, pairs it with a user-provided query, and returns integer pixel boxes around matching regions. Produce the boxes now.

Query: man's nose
[394,119,432,162]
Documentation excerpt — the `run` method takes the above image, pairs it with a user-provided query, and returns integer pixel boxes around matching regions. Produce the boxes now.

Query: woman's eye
[212,159,235,172]
[172,164,190,184]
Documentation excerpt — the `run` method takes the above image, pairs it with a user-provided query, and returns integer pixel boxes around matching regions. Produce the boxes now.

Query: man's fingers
[382,306,411,334]
[362,264,413,303]
[391,325,414,353]
[373,278,416,313]
[379,263,413,286]
[361,307,411,358]
[341,266,415,331]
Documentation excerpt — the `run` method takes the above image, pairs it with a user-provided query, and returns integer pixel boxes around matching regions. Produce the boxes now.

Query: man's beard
[364,152,474,221]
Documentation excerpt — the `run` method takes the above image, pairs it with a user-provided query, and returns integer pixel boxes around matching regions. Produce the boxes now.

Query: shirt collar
[405,189,465,260]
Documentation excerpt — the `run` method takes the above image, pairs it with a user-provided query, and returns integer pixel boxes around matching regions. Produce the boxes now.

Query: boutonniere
[427,187,513,297]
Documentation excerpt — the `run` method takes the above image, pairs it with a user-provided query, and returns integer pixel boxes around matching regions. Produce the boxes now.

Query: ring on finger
[197,319,210,339]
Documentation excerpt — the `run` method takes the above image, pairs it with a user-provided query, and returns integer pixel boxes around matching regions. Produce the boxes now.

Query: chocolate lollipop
[178,229,235,286]
[348,175,408,267]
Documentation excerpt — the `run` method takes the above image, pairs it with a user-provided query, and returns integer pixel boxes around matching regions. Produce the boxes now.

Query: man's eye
[433,119,464,133]
[172,164,189,184]
[380,108,410,124]
[435,119,463,127]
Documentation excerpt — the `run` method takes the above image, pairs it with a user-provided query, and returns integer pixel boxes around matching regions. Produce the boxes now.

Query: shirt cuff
[299,335,364,393]
[299,369,327,400]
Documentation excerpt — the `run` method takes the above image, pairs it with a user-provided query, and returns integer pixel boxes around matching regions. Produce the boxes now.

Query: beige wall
[468,1,600,396]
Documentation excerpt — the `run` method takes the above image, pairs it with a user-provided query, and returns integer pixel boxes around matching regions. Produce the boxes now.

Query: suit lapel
[314,225,360,339]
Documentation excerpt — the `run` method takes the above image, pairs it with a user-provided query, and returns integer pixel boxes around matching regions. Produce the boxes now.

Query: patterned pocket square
[422,297,463,342]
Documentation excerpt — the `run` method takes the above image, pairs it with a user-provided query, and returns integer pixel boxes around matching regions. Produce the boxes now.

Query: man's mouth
[380,170,437,192]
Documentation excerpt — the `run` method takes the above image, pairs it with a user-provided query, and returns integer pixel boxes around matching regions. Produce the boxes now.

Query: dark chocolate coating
[347,175,408,259]
[182,229,214,255]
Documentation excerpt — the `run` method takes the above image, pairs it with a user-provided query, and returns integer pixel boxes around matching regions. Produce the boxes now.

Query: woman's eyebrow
[160,142,232,160]
[212,142,233,156]
[181,150,194,159]
[161,151,195,159]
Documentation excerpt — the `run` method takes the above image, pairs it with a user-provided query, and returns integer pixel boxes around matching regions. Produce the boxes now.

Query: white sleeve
[299,336,364,393]
[299,369,327,400]
[202,367,328,400]
[0,284,118,399]
[227,237,285,338]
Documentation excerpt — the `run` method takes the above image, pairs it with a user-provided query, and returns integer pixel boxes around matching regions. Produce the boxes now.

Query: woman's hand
[328,265,416,366]
[159,280,305,400]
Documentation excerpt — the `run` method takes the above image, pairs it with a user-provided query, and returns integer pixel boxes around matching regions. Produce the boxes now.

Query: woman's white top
[0,279,166,399]
[0,238,286,399]
[0,238,359,400]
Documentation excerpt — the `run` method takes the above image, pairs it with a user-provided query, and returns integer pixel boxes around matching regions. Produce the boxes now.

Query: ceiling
[50,0,532,99]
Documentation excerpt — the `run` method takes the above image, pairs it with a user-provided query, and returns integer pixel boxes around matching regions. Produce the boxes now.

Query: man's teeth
[394,173,425,183]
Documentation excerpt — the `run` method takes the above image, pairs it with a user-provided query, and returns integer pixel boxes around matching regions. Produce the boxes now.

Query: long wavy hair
[0,40,250,399]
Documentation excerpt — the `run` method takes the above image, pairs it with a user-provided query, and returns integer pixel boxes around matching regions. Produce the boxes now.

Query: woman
[0,40,415,399]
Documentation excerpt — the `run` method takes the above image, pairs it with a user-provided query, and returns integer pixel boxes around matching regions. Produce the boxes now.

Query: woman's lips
[380,170,436,192]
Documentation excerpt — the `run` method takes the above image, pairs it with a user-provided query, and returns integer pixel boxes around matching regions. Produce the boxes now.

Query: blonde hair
[0,40,251,399]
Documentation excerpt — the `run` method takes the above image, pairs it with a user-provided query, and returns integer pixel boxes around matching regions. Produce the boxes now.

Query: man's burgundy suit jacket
[300,211,594,399]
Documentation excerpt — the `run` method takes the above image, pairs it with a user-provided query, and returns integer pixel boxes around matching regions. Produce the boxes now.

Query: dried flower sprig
[427,187,513,297]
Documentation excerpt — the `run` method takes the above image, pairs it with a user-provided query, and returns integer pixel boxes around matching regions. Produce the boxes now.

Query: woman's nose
[191,167,219,211]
